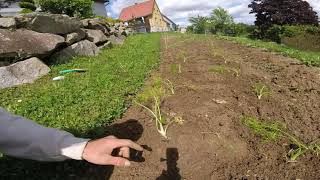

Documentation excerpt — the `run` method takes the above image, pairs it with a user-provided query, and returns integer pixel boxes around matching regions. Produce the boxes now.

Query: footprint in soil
[157,148,182,180]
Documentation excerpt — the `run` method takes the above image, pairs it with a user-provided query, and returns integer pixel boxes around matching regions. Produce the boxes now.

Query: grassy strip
[0,33,161,137]
[216,35,320,67]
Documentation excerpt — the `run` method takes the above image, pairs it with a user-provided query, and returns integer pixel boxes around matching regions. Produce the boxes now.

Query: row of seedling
[134,77,182,139]
[208,65,241,77]
[245,82,320,161]
[242,116,320,161]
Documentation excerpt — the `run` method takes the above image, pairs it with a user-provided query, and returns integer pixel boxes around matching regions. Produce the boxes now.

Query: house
[119,0,174,33]
[0,0,108,17]
[162,14,177,31]
[93,0,108,17]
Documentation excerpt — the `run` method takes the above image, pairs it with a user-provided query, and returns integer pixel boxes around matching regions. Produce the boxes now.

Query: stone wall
[0,13,133,89]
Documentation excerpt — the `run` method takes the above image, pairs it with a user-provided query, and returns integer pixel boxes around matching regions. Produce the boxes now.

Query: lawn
[216,35,320,67]
[0,33,161,138]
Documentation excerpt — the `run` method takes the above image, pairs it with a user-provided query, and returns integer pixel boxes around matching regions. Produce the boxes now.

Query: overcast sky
[108,0,320,26]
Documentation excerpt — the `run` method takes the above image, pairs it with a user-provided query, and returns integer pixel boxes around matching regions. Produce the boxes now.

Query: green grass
[216,35,320,67]
[0,33,161,179]
[0,33,161,137]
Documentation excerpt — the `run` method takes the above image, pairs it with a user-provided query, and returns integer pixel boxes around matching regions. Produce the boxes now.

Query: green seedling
[177,51,188,63]
[170,64,182,74]
[163,79,175,95]
[252,83,270,100]
[135,77,177,139]
[182,83,198,91]
[230,68,241,77]
[170,64,178,74]
[209,65,228,74]
[242,116,320,161]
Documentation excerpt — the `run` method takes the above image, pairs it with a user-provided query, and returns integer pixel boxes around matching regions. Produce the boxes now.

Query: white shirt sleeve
[0,108,90,161]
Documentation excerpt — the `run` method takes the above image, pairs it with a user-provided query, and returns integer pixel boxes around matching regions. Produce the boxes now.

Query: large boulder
[83,18,110,35]
[107,35,126,45]
[50,40,100,64]
[0,29,65,61]
[0,17,16,29]
[85,29,108,44]
[0,57,50,89]
[65,29,86,45]
[28,13,82,35]
[98,41,113,51]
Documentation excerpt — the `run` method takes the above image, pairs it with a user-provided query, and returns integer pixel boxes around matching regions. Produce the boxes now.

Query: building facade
[119,0,174,33]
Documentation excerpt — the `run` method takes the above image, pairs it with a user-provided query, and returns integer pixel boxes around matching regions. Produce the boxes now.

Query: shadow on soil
[0,119,144,180]
[157,148,181,180]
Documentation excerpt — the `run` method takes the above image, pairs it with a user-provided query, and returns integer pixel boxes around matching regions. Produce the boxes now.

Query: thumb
[108,156,131,167]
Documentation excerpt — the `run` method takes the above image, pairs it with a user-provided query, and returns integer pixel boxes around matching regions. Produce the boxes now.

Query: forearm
[0,108,89,161]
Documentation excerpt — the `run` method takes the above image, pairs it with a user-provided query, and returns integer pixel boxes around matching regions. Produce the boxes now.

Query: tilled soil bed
[109,35,320,179]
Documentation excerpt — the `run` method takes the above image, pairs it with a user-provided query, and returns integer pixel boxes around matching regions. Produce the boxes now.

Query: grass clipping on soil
[134,77,180,139]
[242,116,320,161]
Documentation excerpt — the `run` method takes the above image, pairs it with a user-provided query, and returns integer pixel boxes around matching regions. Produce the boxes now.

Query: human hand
[82,135,143,167]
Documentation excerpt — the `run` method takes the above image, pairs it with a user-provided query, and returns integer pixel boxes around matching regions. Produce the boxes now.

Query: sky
[108,0,320,27]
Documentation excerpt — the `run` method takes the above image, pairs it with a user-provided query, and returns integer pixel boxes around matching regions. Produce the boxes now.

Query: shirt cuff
[61,139,90,160]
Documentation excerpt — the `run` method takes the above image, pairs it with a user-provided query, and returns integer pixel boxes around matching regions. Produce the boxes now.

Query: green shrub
[37,0,94,18]
[20,8,34,14]
[95,16,123,24]
[21,0,36,3]
[19,0,36,11]
[265,25,283,43]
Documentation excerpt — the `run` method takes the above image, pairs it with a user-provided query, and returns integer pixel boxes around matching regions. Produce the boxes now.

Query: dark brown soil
[109,35,320,180]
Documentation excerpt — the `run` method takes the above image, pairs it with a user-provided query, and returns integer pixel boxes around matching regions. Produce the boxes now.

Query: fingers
[107,156,131,167]
[113,139,144,151]
[119,147,130,158]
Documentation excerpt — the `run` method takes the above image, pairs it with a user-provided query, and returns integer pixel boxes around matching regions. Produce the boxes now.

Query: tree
[249,0,319,32]
[37,0,94,18]
[209,7,234,34]
[188,15,210,34]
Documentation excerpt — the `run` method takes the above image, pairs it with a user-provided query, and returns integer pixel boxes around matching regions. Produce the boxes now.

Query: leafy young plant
[134,77,176,139]
[170,64,182,74]
[252,83,270,99]
[208,65,228,74]
[177,51,188,62]
[242,116,320,161]
[209,64,241,76]
[163,79,175,95]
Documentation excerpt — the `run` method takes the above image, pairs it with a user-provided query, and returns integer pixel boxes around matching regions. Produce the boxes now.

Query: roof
[162,14,176,25]
[119,0,155,21]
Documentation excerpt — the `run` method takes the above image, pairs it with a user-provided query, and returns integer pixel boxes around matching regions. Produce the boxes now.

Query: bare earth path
[109,35,320,179]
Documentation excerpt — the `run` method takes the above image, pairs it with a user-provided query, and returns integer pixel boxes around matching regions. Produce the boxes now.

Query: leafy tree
[249,0,319,33]
[188,15,210,34]
[209,7,234,34]
[37,0,94,18]
[19,0,36,11]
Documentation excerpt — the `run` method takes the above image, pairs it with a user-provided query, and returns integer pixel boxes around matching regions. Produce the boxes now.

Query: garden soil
[109,35,320,179]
